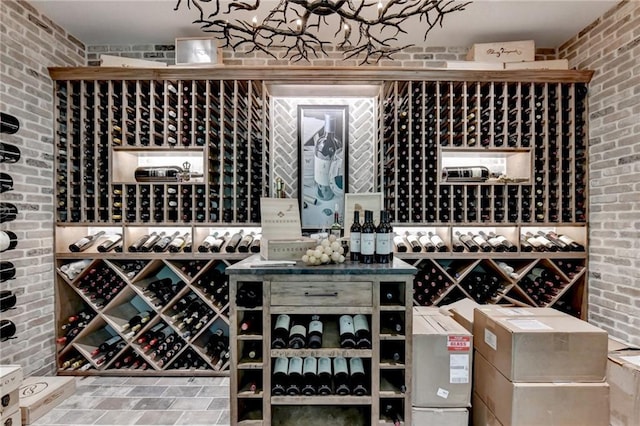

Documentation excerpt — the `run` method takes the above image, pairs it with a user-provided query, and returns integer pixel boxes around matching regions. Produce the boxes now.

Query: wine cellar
[49,67,592,380]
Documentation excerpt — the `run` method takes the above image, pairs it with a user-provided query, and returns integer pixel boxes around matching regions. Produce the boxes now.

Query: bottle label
[333,356,348,374]
[275,314,290,331]
[314,157,331,186]
[317,357,332,375]
[376,233,391,255]
[308,320,323,335]
[350,232,361,252]
[353,314,370,333]
[273,356,289,374]
[361,234,375,255]
[303,356,317,375]
[288,356,303,375]
[339,315,355,335]
[349,357,365,375]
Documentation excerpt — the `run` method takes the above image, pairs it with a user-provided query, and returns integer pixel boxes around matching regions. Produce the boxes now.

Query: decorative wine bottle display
[314,114,340,201]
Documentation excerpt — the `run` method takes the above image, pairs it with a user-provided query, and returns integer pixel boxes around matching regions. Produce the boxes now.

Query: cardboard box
[1,408,21,426]
[260,198,316,261]
[474,351,610,426]
[440,61,505,70]
[0,365,23,396]
[0,388,19,420]
[607,349,640,426]
[608,336,636,352]
[473,307,607,382]
[100,54,166,68]
[504,59,569,70]
[412,407,468,425]
[438,298,481,333]
[466,40,535,63]
[175,37,223,66]
[19,376,75,424]
[472,392,503,426]
[413,311,472,407]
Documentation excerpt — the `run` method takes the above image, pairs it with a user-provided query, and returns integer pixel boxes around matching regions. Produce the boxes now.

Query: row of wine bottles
[271,314,373,350]
[272,356,369,396]
[64,228,262,254]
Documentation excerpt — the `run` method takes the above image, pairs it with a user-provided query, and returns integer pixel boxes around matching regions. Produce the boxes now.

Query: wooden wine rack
[227,255,416,425]
[49,67,592,377]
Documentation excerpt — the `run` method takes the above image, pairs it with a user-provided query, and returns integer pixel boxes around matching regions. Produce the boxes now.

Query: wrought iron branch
[175,0,471,64]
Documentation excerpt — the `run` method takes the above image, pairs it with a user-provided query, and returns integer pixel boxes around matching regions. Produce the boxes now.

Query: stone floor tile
[155,377,200,386]
[175,410,221,425]
[92,385,136,397]
[216,410,231,425]
[50,409,106,424]
[94,397,143,411]
[31,408,67,424]
[196,385,229,397]
[124,377,161,386]
[169,397,212,410]
[94,410,145,425]
[56,394,102,410]
[162,385,202,397]
[207,397,229,410]
[188,377,227,386]
[69,385,102,396]
[127,385,169,397]
[133,410,182,425]
[132,397,176,411]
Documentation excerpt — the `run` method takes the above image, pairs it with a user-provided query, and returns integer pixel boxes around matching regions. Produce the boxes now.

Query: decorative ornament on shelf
[174,0,472,64]
[302,234,346,265]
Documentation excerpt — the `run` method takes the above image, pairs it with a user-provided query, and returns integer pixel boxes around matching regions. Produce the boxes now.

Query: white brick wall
[0,0,85,376]
[558,0,640,345]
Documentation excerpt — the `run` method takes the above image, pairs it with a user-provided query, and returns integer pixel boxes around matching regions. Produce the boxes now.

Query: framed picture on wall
[297,105,349,230]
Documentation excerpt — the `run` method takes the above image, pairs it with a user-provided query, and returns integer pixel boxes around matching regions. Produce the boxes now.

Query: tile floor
[32,376,230,426]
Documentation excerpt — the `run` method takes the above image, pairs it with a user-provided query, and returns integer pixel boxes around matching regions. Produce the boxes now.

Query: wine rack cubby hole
[50,67,591,376]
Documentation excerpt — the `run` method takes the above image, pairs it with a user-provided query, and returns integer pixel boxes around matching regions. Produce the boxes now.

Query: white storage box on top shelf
[466,40,535,63]
[259,198,316,261]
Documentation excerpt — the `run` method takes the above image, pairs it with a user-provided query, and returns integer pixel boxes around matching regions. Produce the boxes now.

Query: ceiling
[31,0,619,50]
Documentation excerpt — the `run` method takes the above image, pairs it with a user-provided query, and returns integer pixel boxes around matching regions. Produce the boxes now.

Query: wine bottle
[121,310,152,333]
[349,210,361,261]
[224,229,244,253]
[96,234,122,252]
[353,314,371,349]
[302,356,318,396]
[470,232,492,252]
[249,234,261,253]
[241,341,261,361]
[239,312,259,334]
[0,202,18,223]
[168,232,190,253]
[288,321,307,349]
[393,234,408,253]
[382,403,402,426]
[210,231,229,253]
[272,314,291,349]
[454,231,479,252]
[314,114,340,201]
[0,261,16,282]
[153,231,180,252]
[360,210,375,264]
[0,142,21,163]
[0,319,17,341]
[317,356,333,395]
[417,232,436,252]
[137,322,165,345]
[0,290,17,312]
[333,356,350,396]
[339,315,356,348]
[552,231,585,252]
[349,357,368,396]
[271,356,289,396]
[405,232,422,252]
[442,166,490,182]
[330,204,342,238]
[140,231,164,252]
[128,233,151,252]
[236,285,261,308]
[198,232,219,252]
[382,313,404,334]
[0,112,20,134]
[375,210,392,263]
[286,356,303,395]
[236,231,255,253]
[0,173,13,193]
[538,230,568,251]
[91,334,123,356]
[307,315,323,349]
[68,230,105,252]
[428,231,448,252]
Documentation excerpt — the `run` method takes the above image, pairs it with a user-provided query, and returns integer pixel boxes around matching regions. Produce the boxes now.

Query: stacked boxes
[472,307,609,426]
[1,365,23,426]
[607,348,640,426]
[412,307,472,425]
[19,376,75,424]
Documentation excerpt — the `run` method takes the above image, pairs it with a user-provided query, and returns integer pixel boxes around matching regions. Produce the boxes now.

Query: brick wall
[88,43,557,67]
[558,0,640,345]
[0,0,85,375]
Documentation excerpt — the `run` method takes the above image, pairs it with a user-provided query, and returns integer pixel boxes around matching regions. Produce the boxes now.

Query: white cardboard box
[466,40,535,63]
[413,311,472,407]
[259,198,316,261]
[0,365,23,396]
[100,54,166,68]
[412,407,468,425]
[19,376,75,424]
[504,59,569,70]
[1,408,21,426]
[607,349,640,426]
[441,60,505,70]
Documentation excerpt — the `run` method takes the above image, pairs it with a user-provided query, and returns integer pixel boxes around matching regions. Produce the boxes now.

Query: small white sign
[484,329,497,350]
[450,354,470,384]
[437,388,450,399]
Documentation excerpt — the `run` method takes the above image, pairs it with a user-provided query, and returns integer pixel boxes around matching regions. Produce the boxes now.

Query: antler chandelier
[174,0,471,64]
